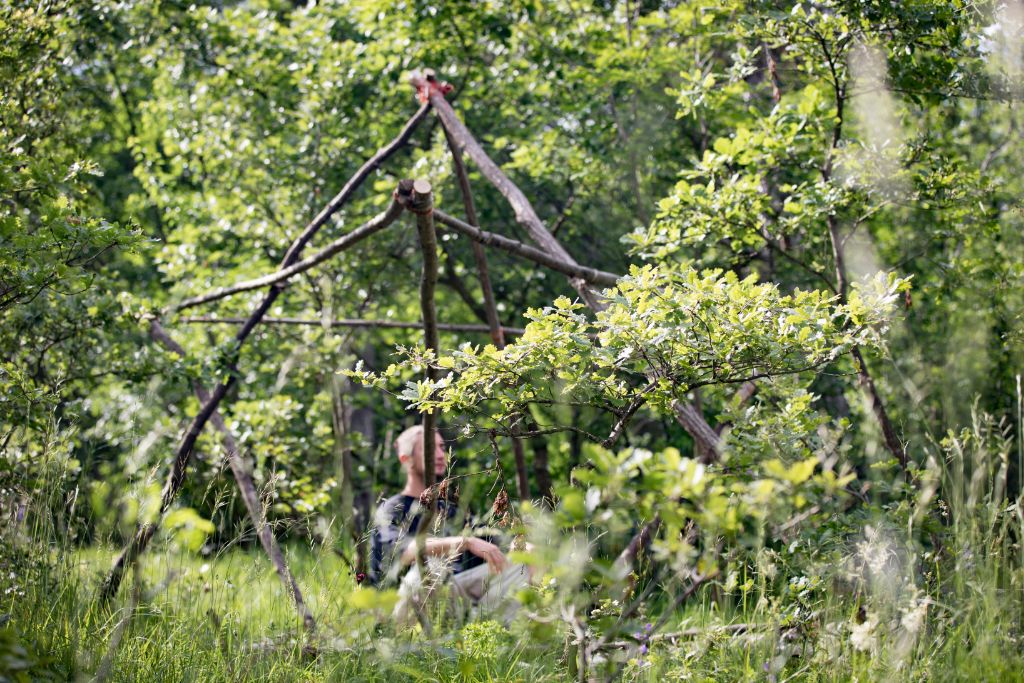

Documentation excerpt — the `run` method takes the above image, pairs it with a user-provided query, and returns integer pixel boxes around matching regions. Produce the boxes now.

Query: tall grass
[2,409,1023,682]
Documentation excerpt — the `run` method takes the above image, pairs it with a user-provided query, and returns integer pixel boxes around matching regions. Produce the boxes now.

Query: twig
[443,123,505,347]
[598,622,756,649]
[602,382,659,448]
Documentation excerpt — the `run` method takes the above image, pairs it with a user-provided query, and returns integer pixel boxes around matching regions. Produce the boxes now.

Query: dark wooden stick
[148,320,316,631]
[99,179,418,602]
[443,128,530,499]
[443,125,505,348]
[530,428,554,505]
[432,209,619,287]
[852,346,909,472]
[177,315,526,336]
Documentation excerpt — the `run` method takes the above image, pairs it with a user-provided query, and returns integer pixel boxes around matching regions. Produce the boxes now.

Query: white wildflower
[850,612,879,653]
[900,600,929,636]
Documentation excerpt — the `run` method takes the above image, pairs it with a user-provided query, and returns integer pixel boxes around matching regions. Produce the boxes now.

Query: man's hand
[464,537,508,574]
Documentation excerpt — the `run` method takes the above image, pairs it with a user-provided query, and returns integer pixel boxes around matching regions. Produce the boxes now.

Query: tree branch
[175,199,406,310]
[280,103,430,267]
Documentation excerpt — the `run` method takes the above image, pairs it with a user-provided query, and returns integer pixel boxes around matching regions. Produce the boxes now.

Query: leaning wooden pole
[176,214,415,311]
[99,166,421,602]
[148,320,316,631]
[432,211,619,286]
[412,70,723,458]
[442,128,531,500]
[443,126,505,348]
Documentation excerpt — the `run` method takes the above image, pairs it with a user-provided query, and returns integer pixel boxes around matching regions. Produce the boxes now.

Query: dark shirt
[368,493,486,586]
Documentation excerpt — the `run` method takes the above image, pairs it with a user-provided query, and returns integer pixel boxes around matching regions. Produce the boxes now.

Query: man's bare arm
[398,536,508,573]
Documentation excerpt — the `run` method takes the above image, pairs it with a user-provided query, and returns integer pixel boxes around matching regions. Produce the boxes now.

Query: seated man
[369,424,529,625]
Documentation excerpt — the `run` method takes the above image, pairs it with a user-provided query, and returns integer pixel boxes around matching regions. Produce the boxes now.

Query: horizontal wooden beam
[178,315,526,336]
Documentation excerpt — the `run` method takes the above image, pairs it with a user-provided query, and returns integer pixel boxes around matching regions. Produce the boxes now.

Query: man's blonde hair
[394,424,424,459]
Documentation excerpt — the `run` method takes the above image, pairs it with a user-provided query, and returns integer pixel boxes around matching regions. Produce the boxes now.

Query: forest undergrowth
[3,412,1022,682]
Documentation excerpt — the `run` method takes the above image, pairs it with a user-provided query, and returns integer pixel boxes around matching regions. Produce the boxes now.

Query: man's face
[410,431,447,479]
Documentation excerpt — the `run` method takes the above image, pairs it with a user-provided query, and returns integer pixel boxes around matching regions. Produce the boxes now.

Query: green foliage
[163,508,216,553]
[0,0,1022,680]
[457,620,510,661]
[354,265,908,443]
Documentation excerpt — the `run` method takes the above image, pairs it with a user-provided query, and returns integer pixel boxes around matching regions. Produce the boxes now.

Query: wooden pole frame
[100,101,431,604]
[99,69,892,632]
[411,70,723,458]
